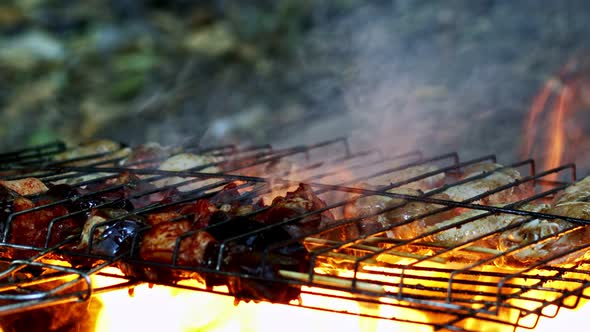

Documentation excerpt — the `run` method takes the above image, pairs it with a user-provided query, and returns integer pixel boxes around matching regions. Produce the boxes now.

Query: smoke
[273,1,590,168]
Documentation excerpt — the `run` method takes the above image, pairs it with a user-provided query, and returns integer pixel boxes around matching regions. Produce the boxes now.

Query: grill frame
[0,138,589,331]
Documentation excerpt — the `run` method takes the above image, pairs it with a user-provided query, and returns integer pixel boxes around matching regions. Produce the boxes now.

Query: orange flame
[92,265,590,332]
[522,80,555,159]
[545,86,572,179]
[522,77,575,182]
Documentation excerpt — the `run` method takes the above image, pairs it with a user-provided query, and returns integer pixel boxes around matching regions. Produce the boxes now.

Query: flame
[545,86,572,181]
[522,79,573,182]
[25,132,590,331]
[522,80,556,160]
[91,263,590,332]
[92,268,423,332]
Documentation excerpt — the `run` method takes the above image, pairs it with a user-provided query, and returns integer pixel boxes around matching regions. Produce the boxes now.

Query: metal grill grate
[0,138,589,331]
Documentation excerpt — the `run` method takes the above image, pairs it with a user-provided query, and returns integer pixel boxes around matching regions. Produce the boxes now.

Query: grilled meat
[154,153,222,191]
[141,222,214,266]
[9,197,75,248]
[424,203,549,247]
[343,184,457,241]
[554,176,590,204]
[53,139,129,163]
[498,176,590,267]
[50,139,132,185]
[0,175,164,261]
[366,165,445,191]
[256,183,336,238]
[78,172,180,209]
[440,163,529,205]
[343,185,426,236]
[343,163,526,241]
[376,193,456,241]
[204,213,309,304]
[2,185,89,259]
[118,142,171,168]
[0,178,48,196]
[118,183,313,304]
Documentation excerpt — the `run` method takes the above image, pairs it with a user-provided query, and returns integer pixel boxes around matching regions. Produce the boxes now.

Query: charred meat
[117,183,314,304]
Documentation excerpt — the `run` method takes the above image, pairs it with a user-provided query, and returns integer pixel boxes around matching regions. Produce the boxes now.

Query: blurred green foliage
[0,0,357,147]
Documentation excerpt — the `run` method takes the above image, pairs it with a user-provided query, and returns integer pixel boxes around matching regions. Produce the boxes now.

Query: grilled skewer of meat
[0,171,176,260]
[115,183,317,304]
[0,185,89,259]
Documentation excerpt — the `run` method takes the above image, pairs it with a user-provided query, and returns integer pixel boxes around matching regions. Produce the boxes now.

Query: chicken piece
[384,192,457,240]
[143,182,249,228]
[117,219,218,284]
[497,175,590,268]
[124,183,248,271]
[52,140,132,185]
[154,153,222,191]
[6,196,80,259]
[53,139,128,162]
[440,163,529,205]
[121,197,309,304]
[343,184,424,236]
[342,183,458,240]
[146,210,185,226]
[498,202,590,267]
[343,163,528,242]
[257,183,337,239]
[140,221,216,266]
[367,165,445,191]
[554,176,590,204]
[118,142,171,168]
[425,203,549,247]
[0,178,48,196]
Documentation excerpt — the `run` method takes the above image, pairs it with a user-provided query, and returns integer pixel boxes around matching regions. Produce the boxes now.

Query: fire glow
[522,79,572,182]
[88,139,590,331]
[3,129,590,331]
[91,267,421,332]
[91,266,590,332]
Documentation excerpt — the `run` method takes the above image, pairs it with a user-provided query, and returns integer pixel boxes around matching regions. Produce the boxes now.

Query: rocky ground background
[1,1,590,171]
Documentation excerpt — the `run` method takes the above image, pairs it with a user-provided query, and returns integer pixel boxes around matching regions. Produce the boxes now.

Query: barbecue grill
[0,138,589,331]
